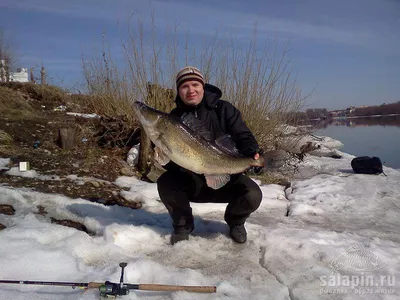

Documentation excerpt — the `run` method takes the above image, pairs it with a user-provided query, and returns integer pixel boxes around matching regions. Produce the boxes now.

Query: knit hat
[176,66,205,89]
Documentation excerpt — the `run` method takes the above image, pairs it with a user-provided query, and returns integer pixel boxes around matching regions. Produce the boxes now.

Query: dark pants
[157,169,262,231]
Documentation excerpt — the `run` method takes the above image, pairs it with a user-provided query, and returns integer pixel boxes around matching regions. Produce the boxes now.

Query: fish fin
[157,133,173,154]
[154,146,170,166]
[180,113,213,141]
[205,174,230,190]
[215,135,241,157]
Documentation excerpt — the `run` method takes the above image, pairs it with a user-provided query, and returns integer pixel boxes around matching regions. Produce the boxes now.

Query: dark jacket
[170,83,260,157]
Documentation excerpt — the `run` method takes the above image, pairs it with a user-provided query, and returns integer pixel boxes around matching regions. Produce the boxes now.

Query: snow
[0,139,399,299]
[277,134,344,155]
[6,167,60,180]
[66,112,100,119]
[0,158,10,170]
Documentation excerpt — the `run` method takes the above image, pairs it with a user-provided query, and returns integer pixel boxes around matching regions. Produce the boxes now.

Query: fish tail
[262,150,287,168]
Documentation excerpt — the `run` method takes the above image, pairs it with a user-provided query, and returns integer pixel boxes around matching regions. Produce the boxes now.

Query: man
[157,66,263,245]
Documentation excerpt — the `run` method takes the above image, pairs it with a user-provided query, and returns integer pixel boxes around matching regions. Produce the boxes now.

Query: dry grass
[82,50,138,126]
[1,82,68,104]
[0,85,35,120]
[0,129,13,144]
[0,82,102,118]
[204,40,304,150]
[0,82,76,121]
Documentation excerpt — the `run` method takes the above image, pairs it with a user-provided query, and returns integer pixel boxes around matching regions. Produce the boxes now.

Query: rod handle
[138,284,216,293]
[88,282,104,288]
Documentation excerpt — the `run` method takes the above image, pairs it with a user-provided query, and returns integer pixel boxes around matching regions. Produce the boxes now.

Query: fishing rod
[0,262,217,298]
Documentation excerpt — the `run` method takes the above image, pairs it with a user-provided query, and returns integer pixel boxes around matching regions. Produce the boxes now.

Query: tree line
[351,102,400,116]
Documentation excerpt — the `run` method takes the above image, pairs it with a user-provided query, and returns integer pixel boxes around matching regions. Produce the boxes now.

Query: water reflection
[308,115,400,130]
[314,116,400,169]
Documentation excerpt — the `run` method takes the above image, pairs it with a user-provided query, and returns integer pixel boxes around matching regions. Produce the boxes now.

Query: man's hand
[253,148,263,160]
[252,150,263,175]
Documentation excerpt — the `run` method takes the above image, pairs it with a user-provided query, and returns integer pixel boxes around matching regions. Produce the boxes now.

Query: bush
[82,12,305,151]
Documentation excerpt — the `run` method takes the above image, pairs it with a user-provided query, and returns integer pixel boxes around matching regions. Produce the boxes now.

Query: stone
[88,181,100,188]
[120,167,135,176]
[0,204,15,215]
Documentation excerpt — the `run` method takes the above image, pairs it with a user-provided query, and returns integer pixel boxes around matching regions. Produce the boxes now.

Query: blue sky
[1,0,399,110]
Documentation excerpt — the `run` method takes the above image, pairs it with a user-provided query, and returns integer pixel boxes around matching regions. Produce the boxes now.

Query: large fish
[133,101,271,189]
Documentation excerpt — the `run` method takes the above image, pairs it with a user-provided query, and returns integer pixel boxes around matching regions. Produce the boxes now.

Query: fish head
[133,101,163,128]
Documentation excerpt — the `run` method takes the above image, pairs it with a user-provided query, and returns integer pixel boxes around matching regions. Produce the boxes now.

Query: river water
[315,115,400,169]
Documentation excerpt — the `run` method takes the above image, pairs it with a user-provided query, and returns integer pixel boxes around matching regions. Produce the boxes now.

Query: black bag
[351,156,383,174]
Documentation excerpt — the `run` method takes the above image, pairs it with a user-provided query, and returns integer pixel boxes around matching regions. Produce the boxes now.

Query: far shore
[334,113,400,119]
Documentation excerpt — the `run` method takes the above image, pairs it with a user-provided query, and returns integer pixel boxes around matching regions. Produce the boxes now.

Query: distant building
[0,59,29,83]
[346,106,356,113]
[329,110,342,117]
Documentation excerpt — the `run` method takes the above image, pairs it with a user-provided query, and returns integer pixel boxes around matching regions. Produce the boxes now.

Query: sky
[0,134,400,299]
[0,0,399,110]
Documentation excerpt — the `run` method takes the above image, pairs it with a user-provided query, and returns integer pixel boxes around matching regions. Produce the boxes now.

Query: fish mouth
[132,101,146,115]
[133,101,160,126]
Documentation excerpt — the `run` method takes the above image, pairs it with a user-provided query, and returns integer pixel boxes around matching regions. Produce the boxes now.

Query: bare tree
[40,65,47,85]
[0,29,18,82]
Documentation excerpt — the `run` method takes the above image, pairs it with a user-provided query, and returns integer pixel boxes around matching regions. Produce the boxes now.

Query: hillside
[0,83,143,215]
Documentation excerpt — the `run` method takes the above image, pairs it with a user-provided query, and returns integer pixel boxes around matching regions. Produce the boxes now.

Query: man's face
[178,80,204,106]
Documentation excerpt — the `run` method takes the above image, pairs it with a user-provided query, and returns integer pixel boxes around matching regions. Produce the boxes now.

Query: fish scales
[155,116,252,174]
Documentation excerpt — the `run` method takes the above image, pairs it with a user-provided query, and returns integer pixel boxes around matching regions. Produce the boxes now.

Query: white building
[10,67,29,82]
[0,59,29,83]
